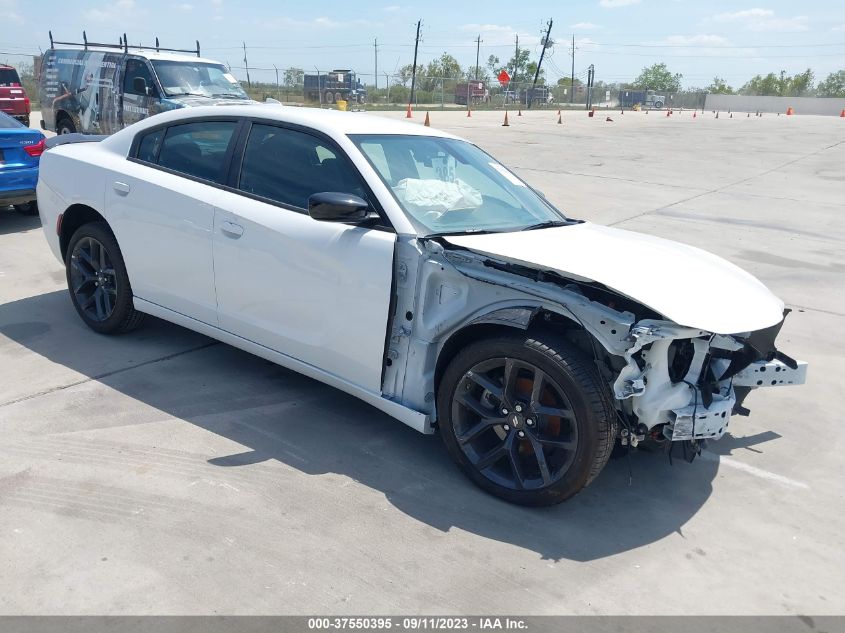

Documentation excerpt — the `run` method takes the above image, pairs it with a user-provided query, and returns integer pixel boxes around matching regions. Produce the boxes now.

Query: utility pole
[528,18,553,109]
[409,20,421,110]
[585,64,595,110]
[242,41,251,87]
[474,34,481,80]
[273,64,279,101]
[374,38,378,93]
[570,34,575,104]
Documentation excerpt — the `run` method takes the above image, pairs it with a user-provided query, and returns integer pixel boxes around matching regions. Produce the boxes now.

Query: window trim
[127,115,395,232]
[128,116,246,186]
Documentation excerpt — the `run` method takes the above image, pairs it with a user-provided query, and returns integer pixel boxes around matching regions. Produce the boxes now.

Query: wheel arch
[433,306,599,404]
[59,204,112,260]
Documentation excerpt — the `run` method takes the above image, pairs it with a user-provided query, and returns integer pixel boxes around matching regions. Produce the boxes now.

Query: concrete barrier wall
[704,94,845,116]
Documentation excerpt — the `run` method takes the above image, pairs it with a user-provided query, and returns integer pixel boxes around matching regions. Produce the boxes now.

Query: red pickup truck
[0,65,31,128]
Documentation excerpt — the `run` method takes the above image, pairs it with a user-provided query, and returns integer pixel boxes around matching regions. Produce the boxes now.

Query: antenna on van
[82,31,88,50]
[49,30,54,49]
[155,37,160,52]
[123,33,128,53]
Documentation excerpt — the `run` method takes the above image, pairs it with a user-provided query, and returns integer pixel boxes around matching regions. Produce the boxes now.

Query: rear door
[105,119,240,325]
[212,121,396,392]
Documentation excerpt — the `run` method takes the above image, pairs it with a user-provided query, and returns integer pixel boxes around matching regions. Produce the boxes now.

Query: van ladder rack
[48,31,201,57]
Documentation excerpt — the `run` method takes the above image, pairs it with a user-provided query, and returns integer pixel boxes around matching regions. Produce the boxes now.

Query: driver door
[121,58,157,128]
[212,122,396,393]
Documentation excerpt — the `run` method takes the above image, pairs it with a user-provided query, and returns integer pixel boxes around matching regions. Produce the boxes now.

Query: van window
[124,59,157,97]
[154,121,237,183]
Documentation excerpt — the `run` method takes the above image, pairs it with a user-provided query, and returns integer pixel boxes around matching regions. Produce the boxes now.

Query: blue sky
[2,0,845,88]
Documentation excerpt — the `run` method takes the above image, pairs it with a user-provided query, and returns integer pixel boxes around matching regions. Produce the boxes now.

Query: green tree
[631,63,682,93]
[741,69,814,96]
[421,53,464,91]
[707,77,734,94]
[817,70,845,97]
[506,47,532,83]
[486,54,501,74]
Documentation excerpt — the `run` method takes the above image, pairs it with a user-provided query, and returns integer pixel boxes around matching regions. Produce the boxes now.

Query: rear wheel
[65,222,146,334]
[437,332,617,506]
[57,116,76,135]
[13,201,38,216]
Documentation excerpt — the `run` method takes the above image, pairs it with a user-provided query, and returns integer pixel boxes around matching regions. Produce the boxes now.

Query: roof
[102,104,462,154]
[49,46,222,66]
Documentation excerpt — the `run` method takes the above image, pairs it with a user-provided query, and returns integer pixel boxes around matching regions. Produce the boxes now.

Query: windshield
[351,135,570,235]
[151,61,249,99]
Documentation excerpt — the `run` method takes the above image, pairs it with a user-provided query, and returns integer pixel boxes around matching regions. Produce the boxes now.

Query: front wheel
[437,332,617,506]
[57,117,76,135]
[65,222,146,334]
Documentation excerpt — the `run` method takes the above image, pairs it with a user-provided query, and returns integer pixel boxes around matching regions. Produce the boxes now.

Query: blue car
[0,111,44,215]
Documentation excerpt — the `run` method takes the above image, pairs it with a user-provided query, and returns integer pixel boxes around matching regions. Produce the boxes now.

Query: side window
[238,124,366,209]
[155,121,237,183]
[137,129,163,163]
[123,59,157,97]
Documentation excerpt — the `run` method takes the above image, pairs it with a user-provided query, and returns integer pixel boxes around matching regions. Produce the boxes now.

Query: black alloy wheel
[438,334,617,506]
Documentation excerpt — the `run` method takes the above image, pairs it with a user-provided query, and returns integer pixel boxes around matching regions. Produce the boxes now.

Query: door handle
[220,220,244,238]
[113,181,131,195]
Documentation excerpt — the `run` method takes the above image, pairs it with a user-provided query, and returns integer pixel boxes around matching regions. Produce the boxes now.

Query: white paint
[446,223,786,334]
[701,451,809,490]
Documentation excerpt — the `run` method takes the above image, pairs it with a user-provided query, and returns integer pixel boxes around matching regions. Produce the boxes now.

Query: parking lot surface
[1,109,843,614]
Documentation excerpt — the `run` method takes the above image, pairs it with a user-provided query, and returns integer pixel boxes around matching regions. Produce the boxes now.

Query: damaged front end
[400,236,808,453]
[613,316,807,448]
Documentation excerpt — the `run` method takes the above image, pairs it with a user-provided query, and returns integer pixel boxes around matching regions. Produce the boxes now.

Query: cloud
[571,22,602,30]
[599,0,640,7]
[710,8,808,32]
[713,8,773,22]
[177,3,193,10]
[0,0,24,23]
[85,0,141,23]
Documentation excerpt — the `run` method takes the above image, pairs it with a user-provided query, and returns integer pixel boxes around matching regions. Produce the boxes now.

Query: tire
[65,222,146,334]
[23,116,30,128]
[437,331,617,506]
[326,92,334,104]
[13,201,38,216]
[57,116,76,135]
[654,101,664,109]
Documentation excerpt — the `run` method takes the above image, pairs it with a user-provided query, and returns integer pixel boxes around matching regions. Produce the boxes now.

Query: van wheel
[14,201,38,216]
[437,332,617,506]
[57,116,76,135]
[65,222,146,334]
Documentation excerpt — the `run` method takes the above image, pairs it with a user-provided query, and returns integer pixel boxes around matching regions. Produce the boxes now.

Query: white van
[38,32,253,135]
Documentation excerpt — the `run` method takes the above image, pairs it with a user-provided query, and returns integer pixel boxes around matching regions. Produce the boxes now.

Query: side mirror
[308,192,370,223]
[132,76,148,95]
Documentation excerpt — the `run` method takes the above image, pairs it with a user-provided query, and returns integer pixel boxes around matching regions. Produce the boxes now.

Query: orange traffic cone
[557,113,562,124]
[716,111,720,119]
[467,106,472,118]
[557,108,561,115]
[588,108,595,118]
[693,111,697,119]
[840,109,845,118]
[518,107,522,116]
[423,112,430,127]
[620,108,624,115]
[502,111,510,127]
[730,112,733,118]
[405,103,412,118]
[666,110,671,117]
[786,106,794,115]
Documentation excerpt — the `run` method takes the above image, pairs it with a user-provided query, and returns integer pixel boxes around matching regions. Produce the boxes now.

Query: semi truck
[619,89,666,109]
[304,70,366,104]
[454,81,486,105]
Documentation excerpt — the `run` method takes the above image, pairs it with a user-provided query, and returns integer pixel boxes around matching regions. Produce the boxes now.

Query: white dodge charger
[37,105,806,505]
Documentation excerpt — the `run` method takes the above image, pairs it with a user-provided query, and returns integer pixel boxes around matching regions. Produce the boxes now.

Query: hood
[164,95,255,108]
[444,223,785,334]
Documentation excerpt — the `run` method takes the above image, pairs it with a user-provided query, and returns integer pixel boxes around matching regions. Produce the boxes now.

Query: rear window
[137,121,237,183]
[0,67,21,86]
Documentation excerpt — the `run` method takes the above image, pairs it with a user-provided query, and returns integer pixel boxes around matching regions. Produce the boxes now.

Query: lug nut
[517,431,525,438]
[501,408,509,415]
[515,404,523,413]
[526,419,534,426]
[503,424,510,431]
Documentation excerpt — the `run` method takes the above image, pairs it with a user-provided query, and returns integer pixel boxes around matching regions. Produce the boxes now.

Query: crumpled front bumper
[613,315,807,443]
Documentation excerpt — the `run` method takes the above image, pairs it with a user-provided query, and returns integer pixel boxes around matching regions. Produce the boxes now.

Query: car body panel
[444,222,785,335]
[0,113,43,205]
[213,189,396,393]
